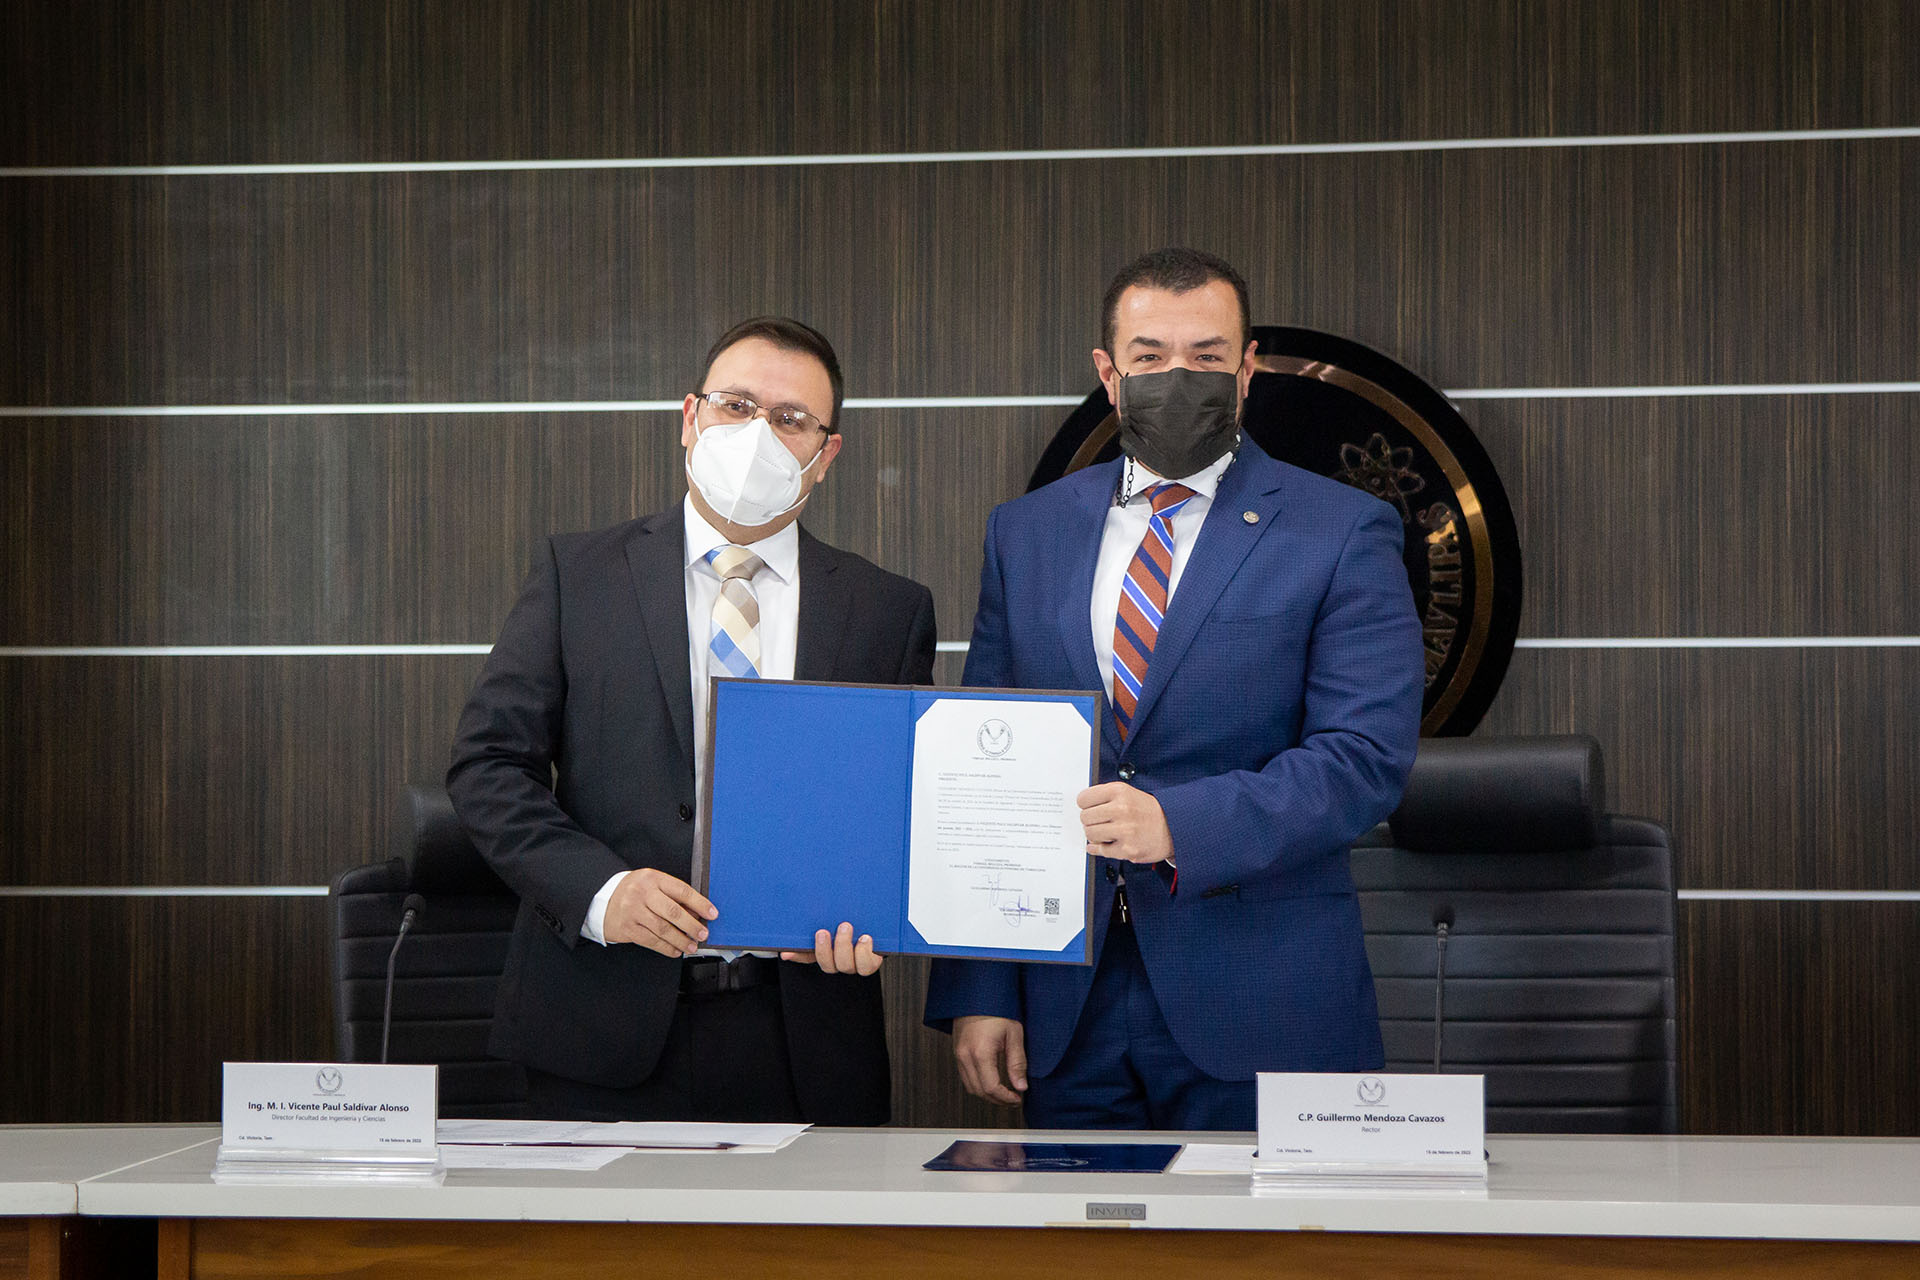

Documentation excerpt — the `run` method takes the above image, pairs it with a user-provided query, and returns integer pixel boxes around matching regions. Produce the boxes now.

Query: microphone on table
[381,894,427,1065]
[1431,902,1455,1075]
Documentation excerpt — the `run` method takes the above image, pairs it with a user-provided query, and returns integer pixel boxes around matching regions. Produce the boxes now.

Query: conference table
[6,1125,1920,1278]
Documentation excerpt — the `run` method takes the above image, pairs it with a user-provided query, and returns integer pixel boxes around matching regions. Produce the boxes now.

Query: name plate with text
[222,1062,437,1152]
[1255,1072,1485,1177]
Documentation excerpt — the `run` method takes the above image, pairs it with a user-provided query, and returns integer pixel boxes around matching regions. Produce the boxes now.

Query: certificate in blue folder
[694,679,1099,963]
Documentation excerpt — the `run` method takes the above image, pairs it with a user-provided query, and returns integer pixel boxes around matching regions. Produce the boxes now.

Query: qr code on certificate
[1044,897,1060,917]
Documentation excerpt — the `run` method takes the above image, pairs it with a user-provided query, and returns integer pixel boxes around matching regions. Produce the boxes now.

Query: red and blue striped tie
[1111,482,1196,740]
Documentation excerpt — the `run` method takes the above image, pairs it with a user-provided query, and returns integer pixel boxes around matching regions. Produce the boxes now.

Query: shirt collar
[1125,448,1235,505]
[682,495,800,583]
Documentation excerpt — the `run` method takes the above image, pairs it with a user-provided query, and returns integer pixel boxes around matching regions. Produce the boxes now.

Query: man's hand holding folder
[780,922,884,976]
[603,868,720,955]
[605,868,880,974]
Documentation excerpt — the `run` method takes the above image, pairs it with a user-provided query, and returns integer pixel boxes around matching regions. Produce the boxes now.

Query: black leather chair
[329,784,528,1116]
[1352,735,1678,1133]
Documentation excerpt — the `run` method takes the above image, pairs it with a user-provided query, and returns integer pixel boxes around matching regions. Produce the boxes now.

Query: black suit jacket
[447,507,937,1124]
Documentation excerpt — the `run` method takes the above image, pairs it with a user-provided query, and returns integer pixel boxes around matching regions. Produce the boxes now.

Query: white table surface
[0,1125,218,1216]
[22,1126,1918,1241]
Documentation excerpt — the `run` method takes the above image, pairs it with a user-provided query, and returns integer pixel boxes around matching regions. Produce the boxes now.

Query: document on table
[439,1144,636,1172]
[905,697,1093,951]
[698,681,1098,962]
[436,1119,809,1153]
[1167,1144,1257,1175]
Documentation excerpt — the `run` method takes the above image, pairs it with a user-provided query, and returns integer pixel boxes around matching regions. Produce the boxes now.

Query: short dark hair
[699,315,845,431]
[1100,247,1252,356]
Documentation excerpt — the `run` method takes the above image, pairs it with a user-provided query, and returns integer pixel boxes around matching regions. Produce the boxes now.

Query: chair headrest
[394,784,510,896]
[1388,734,1607,854]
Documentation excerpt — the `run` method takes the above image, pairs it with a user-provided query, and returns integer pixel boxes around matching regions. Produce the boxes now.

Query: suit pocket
[1205,605,1312,631]
[1178,616,1308,704]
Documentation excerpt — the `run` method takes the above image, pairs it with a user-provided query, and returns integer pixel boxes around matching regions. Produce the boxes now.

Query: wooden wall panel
[0,408,1052,647]
[3,1,1913,165]
[6,646,1912,895]
[1680,902,1920,1135]
[0,897,332,1123]
[884,956,1021,1133]
[7,890,1912,1128]
[0,415,688,647]
[0,656,482,885]
[1482,649,1920,891]
[5,396,1914,648]
[0,1220,23,1276]
[1470,394,1920,638]
[10,901,1919,1133]
[5,139,1918,406]
[0,899,998,1130]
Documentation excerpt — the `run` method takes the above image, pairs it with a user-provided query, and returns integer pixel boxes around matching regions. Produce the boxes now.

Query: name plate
[1256,1072,1484,1171]
[222,1062,437,1153]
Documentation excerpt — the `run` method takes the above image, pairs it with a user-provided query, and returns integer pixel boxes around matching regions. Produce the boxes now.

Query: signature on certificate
[983,873,1040,926]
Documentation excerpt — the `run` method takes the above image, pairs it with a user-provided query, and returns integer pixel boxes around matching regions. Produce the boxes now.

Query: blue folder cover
[922,1141,1182,1173]
[696,680,1097,963]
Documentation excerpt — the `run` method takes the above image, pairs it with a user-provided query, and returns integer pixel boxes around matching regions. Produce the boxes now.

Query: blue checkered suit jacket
[925,438,1423,1080]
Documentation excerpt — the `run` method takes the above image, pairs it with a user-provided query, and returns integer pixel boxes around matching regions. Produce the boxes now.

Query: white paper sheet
[437,1119,587,1145]
[435,1119,809,1153]
[580,1122,809,1151]
[905,698,1092,951]
[1167,1143,1256,1175]
[439,1144,636,1171]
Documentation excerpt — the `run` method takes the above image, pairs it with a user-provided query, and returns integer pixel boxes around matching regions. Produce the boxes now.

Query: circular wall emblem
[1027,326,1522,736]
[976,718,1013,757]
[315,1066,344,1094]
[1357,1076,1388,1105]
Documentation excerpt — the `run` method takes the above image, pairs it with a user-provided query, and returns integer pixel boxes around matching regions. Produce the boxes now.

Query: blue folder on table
[693,679,1098,963]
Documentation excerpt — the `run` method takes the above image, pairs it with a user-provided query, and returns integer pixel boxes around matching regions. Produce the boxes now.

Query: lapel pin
[1243,511,1259,524]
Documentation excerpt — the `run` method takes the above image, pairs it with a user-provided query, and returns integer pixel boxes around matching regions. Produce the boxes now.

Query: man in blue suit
[925,248,1424,1129]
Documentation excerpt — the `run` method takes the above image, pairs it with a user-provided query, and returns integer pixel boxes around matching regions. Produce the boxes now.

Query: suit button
[1105,865,1118,883]
[678,803,693,822]
[1117,763,1136,781]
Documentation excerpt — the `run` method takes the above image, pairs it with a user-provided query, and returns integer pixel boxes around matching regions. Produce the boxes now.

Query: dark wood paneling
[803,412,1051,651]
[0,657,482,886]
[1482,649,1920,891]
[1680,901,1920,1136]
[0,894,993,1128]
[0,415,686,647]
[0,897,332,1123]
[7,395,1917,646]
[1469,394,1920,638]
[6,139,1918,405]
[7,647,1914,896]
[884,956,1021,1132]
[7,894,1916,1133]
[0,408,1051,647]
[3,1,1913,165]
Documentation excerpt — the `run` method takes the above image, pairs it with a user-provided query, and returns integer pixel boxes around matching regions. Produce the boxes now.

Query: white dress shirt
[581,497,801,946]
[1089,450,1236,702]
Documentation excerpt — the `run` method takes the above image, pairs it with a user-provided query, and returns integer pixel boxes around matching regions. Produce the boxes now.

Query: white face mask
[684,415,824,529]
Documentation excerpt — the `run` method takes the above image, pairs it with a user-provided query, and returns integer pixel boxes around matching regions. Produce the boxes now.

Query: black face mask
[1114,366,1242,479]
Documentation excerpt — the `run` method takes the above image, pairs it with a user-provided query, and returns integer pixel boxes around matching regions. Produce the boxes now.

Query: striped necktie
[707,545,766,679]
[1111,482,1196,739]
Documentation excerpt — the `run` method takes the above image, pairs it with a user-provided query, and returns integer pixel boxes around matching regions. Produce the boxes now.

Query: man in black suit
[449,317,936,1124]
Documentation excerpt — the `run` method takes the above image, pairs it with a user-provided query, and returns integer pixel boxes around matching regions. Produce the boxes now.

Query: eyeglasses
[692,390,832,440]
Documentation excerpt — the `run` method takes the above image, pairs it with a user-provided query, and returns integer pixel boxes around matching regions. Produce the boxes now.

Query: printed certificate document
[694,679,1097,963]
